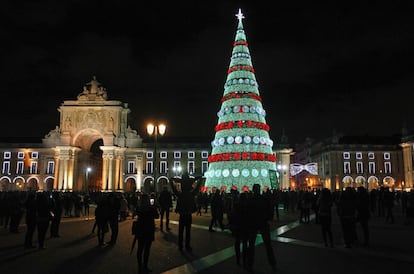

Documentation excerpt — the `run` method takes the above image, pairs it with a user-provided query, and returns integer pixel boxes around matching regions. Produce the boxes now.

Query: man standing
[170,173,202,251]
[158,186,173,231]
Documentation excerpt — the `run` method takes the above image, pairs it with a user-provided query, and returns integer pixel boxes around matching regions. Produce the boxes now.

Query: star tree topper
[236,8,245,23]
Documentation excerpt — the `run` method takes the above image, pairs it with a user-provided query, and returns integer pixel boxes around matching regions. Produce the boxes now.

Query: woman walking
[316,188,334,247]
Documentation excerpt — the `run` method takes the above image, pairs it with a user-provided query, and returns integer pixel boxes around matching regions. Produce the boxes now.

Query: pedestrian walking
[158,186,173,231]
[36,192,53,249]
[95,195,110,247]
[356,186,370,247]
[24,192,37,249]
[337,187,357,248]
[132,193,159,274]
[316,188,334,247]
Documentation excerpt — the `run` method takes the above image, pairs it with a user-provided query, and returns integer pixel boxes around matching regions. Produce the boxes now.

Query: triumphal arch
[42,77,144,192]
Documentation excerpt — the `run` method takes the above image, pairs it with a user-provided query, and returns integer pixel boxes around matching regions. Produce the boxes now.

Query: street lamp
[85,167,91,193]
[147,123,166,193]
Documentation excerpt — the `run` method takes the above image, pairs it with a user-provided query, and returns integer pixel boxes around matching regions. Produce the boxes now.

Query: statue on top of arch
[77,76,108,101]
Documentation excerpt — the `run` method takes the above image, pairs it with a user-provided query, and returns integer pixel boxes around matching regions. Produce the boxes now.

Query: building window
[174,151,181,159]
[17,161,24,174]
[202,161,208,173]
[368,152,375,160]
[128,161,135,174]
[201,151,209,158]
[30,162,38,174]
[160,161,167,174]
[368,162,375,174]
[2,161,10,174]
[47,161,55,174]
[343,152,350,160]
[146,161,153,174]
[384,162,391,174]
[188,161,195,174]
[4,152,11,159]
[160,151,167,159]
[188,151,195,159]
[356,152,362,160]
[18,152,24,159]
[384,152,390,160]
[146,151,153,159]
[31,152,38,159]
[356,162,363,174]
[344,162,351,174]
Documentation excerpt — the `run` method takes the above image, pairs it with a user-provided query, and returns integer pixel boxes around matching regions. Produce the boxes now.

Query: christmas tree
[204,9,277,192]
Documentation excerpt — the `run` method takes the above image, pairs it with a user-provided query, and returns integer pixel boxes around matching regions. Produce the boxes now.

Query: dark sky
[1,1,414,145]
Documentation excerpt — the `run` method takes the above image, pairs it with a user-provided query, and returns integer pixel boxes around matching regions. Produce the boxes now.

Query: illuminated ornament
[242,169,249,177]
[227,136,234,144]
[215,169,221,177]
[253,136,260,144]
[222,169,230,177]
[233,106,240,113]
[261,169,268,177]
[252,169,259,177]
[232,169,240,177]
[225,107,231,114]
[290,163,318,176]
[235,136,242,144]
[242,185,249,192]
[250,106,256,113]
[219,138,225,145]
[260,137,265,144]
[244,136,251,144]
[242,106,250,112]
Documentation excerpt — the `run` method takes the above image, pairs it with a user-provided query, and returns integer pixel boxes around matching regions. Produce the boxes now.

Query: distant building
[292,135,406,191]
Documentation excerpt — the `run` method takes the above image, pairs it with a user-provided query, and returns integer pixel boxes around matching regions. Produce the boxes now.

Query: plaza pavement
[0,203,413,274]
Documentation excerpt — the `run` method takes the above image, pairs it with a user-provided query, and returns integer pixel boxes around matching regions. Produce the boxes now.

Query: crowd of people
[1,183,414,273]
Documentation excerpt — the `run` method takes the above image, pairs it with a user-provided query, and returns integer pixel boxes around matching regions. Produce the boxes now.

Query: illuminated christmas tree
[204,9,277,192]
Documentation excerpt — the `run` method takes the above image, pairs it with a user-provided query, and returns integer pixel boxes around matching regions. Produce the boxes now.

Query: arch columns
[101,146,126,192]
[54,146,81,191]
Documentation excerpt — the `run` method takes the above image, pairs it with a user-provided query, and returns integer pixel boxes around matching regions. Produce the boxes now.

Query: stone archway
[367,176,379,190]
[45,177,54,192]
[125,177,137,192]
[0,177,10,191]
[27,178,39,192]
[143,177,154,194]
[342,176,354,189]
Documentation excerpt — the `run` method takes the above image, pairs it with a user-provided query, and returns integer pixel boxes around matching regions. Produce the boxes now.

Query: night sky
[2,1,413,146]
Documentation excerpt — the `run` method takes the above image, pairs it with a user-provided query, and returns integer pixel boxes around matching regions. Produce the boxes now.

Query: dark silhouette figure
[209,189,225,232]
[107,193,121,245]
[36,192,52,249]
[158,186,173,231]
[229,191,250,267]
[134,194,159,274]
[316,188,334,247]
[50,192,63,238]
[356,186,370,247]
[337,187,357,248]
[24,192,37,248]
[95,195,110,247]
[383,187,395,224]
[170,173,202,251]
[246,184,276,271]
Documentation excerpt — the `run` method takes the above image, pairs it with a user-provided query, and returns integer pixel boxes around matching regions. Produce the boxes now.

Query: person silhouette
[169,173,202,251]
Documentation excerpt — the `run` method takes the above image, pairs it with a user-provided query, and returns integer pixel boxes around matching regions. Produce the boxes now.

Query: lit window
[146,151,153,159]
[188,161,195,174]
[31,152,38,159]
[343,152,350,159]
[368,152,375,160]
[18,152,24,159]
[384,162,391,174]
[16,161,24,174]
[47,161,55,174]
[128,161,135,174]
[188,151,195,159]
[368,162,375,174]
[356,162,363,174]
[4,152,11,159]
[160,151,167,159]
[146,161,153,174]
[384,152,390,160]
[174,151,181,159]
[356,152,362,160]
[2,161,10,174]
[344,162,351,174]
[30,162,38,174]
[160,161,167,174]
[201,151,209,158]
[202,161,208,173]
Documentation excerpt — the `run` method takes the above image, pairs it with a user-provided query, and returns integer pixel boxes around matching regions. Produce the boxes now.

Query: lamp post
[147,123,166,193]
[85,167,91,193]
